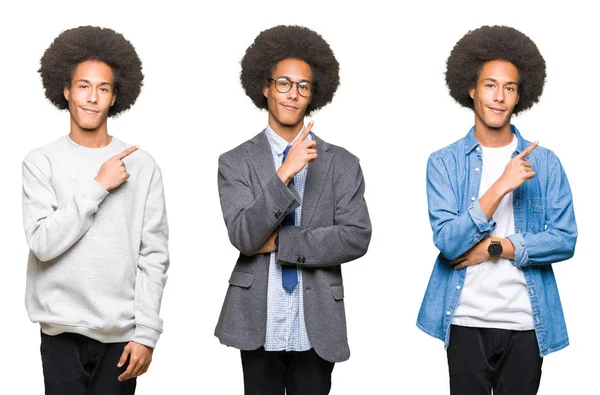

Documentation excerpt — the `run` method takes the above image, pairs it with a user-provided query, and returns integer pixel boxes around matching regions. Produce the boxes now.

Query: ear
[110,93,117,107]
[263,83,269,98]
[63,85,70,101]
[469,86,475,100]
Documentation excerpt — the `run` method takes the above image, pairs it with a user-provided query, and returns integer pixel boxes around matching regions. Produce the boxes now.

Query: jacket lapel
[248,130,277,189]
[302,134,333,226]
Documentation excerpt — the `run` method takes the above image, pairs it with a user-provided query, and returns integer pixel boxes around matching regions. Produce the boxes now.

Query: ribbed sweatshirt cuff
[132,324,161,349]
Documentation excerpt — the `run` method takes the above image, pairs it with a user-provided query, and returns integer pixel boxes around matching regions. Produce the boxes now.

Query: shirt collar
[265,124,311,155]
[464,124,528,155]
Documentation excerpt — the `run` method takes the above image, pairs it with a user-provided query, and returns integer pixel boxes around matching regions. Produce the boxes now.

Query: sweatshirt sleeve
[22,158,109,262]
[132,163,169,348]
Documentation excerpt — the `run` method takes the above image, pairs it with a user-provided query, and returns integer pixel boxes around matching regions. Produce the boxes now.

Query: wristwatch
[488,236,503,257]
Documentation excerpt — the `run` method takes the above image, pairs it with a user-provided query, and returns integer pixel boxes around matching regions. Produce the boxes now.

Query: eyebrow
[483,77,518,85]
[274,76,312,82]
[74,79,113,87]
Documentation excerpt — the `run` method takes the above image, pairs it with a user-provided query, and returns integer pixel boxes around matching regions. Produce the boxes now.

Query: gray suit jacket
[215,130,371,363]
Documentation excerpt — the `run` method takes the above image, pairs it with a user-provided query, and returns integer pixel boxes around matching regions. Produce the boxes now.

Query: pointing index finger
[297,121,314,143]
[517,141,538,159]
[116,145,139,160]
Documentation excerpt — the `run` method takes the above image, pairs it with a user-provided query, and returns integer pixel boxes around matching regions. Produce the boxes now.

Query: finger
[118,360,135,382]
[522,161,532,168]
[305,140,317,148]
[125,172,131,180]
[117,345,130,368]
[517,141,538,159]
[130,359,145,379]
[116,145,139,160]
[525,171,536,179]
[454,260,469,270]
[450,255,465,265]
[298,121,314,142]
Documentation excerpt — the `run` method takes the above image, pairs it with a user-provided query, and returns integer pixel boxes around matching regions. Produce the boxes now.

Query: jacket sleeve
[218,152,301,256]
[427,153,496,261]
[276,157,371,267]
[22,158,108,262]
[132,163,170,348]
[508,154,577,267]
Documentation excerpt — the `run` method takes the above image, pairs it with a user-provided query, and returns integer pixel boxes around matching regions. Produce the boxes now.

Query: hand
[277,122,317,185]
[94,146,138,191]
[117,341,153,382]
[450,238,492,269]
[250,231,277,255]
[495,141,538,194]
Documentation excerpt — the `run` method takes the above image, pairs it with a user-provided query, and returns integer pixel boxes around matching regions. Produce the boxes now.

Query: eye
[278,80,290,87]
[485,83,495,88]
[79,84,88,89]
[100,87,109,92]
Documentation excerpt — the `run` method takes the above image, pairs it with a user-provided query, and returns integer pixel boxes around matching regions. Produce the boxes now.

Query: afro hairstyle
[39,25,143,117]
[446,25,546,115]
[240,25,340,115]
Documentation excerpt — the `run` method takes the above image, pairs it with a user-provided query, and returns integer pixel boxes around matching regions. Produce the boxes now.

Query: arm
[132,164,169,348]
[429,142,539,262]
[218,153,301,256]
[277,158,371,267]
[426,153,496,261]
[22,146,138,262]
[508,154,577,267]
[22,158,108,262]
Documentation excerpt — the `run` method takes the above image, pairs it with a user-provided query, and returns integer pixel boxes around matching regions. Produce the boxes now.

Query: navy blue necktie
[280,145,298,291]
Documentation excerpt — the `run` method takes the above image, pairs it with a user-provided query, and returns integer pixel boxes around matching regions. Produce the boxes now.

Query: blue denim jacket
[416,125,577,356]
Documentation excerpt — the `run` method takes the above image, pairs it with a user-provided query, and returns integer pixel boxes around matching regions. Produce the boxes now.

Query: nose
[87,88,98,104]
[494,87,504,103]
[287,82,299,99]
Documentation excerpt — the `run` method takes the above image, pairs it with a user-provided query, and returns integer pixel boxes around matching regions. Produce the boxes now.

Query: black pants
[447,325,543,395]
[240,347,335,395]
[40,332,136,395]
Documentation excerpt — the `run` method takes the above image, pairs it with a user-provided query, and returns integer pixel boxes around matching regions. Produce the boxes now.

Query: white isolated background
[0,0,596,394]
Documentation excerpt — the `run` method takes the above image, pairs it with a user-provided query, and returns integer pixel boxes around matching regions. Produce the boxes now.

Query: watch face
[488,242,503,257]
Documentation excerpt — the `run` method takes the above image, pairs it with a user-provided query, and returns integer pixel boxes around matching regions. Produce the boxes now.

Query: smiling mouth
[282,104,299,111]
[488,107,506,114]
[81,107,100,114]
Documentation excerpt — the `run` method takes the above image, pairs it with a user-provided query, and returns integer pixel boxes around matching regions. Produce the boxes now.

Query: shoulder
[313,133,360,167]
[218,132,263,165]
[430,135,466,161]
[23,136,66,174]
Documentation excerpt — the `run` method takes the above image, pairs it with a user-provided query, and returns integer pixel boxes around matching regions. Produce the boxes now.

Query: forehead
[478,60,519,83]
[272,58,312,80]
[72,60,114,84]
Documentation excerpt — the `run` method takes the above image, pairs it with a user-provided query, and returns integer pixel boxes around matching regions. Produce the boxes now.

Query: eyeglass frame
[266,77,314,97]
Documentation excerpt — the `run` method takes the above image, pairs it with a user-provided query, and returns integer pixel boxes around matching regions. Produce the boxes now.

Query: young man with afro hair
[23,26,169,394]
[215,25,371,395]
[416,25,577,394]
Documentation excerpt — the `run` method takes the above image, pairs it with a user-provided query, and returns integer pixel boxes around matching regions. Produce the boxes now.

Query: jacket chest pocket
[527,197,547,233]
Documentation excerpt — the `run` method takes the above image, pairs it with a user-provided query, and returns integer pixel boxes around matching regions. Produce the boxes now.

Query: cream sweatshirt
[22,136,169,348]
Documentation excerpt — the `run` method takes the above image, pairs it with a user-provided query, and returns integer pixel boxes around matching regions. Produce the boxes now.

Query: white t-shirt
[452,137,534,330]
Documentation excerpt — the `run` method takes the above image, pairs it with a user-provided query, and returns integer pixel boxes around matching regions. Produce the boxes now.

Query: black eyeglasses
[267,77,314,97]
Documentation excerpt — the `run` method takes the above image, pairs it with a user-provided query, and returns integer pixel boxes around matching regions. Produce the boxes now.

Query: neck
[69,123,112,148]
[268,119,304,144]
[473,119,513,148]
